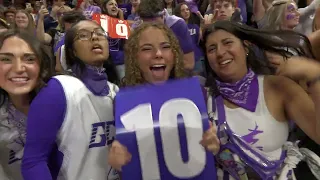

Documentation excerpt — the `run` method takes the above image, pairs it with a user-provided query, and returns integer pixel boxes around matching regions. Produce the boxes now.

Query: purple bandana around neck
[215,69,259,112]
[71,64,110,96]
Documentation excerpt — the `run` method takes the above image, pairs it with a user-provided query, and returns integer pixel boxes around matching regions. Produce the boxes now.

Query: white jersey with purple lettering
[54,75,119,180]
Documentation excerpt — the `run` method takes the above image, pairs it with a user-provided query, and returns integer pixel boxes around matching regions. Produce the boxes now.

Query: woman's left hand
[200,122,220,155]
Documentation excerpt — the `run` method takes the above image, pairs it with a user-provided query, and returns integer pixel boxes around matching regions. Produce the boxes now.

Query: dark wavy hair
[102,0,121,18]
[203,20,314,96]
[174,2,201,25]
[0,29,55,106]
[64,20,119,84]
[121,22,186,87]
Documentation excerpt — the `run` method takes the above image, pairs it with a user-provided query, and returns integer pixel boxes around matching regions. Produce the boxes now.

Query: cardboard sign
[115,78,216,180]
[92,13,130,39]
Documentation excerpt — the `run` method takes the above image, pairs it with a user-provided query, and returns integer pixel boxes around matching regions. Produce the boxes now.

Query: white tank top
[54,75,119,180]
[224,76,289,154]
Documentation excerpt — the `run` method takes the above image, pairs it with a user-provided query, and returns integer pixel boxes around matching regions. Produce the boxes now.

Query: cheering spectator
[0,29,55,180]
[22,20,120,180]
[135,0,195,72]
[175,2,205,76]
[14,10,35,34]
[102,0,126,79]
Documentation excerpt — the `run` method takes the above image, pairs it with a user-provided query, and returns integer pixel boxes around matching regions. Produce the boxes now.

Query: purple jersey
[118,3,132,20]
[166,15,194,54]
[187,24,203,61]
[108,37,125,65]
[83,5,102,19]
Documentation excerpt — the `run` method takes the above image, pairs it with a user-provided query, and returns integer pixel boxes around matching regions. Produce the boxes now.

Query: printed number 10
[120,98,206,179]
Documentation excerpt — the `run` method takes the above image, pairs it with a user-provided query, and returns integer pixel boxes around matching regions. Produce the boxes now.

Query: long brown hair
[121,22,186,87]
[0,29,55,106]
[14,10,35,34]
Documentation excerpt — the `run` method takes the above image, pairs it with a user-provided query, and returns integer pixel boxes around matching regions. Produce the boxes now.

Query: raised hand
[203,9,219,25]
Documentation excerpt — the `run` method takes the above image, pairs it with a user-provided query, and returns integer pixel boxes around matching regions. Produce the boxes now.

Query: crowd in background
[1,0,320,179]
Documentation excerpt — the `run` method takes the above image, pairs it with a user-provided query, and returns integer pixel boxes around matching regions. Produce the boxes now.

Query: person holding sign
[204,20,320,179]
[134,0,195,73]
[108,22,220,173]
[102,0,126,79]
[22,20,120,180]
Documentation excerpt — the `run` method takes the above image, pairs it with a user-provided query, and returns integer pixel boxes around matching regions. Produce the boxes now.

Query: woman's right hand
[108,141,132,171]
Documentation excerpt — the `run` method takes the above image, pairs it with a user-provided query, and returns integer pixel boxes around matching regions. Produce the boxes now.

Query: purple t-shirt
[83,5,102,19]
[187,23,203,61]
[108,37,125,65]
[118,3,132,20]
[237,0,247,23]
[166,16,194,54]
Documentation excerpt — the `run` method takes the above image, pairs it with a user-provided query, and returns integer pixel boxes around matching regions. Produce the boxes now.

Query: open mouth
[92,44,103,53]
[111,8,118,13]
[150,65,166,78]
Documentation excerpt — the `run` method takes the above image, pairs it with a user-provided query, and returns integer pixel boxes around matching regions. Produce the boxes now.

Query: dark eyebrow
[0,53,36,57]
[160,42,170,46]
[0,53,14,56]
[140,42,170,48]
[207,38,232,47]
[78,27,103,32]
[221,38,232,42]
[139,43,153,48]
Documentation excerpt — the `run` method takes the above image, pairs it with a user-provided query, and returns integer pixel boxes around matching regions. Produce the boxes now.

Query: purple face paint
[287,3,296,11]
[286,13,296,20]
[286,3,298,20]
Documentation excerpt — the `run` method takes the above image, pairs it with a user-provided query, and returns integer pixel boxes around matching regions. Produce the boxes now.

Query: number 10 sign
[115,78,216,180]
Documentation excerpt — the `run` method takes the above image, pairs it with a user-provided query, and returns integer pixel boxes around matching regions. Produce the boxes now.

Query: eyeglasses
[75,28,107,41]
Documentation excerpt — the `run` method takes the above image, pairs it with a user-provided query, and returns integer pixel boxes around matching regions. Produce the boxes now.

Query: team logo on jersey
[189,28,196,36]
[89,121,115,149]
[8,150,22,164]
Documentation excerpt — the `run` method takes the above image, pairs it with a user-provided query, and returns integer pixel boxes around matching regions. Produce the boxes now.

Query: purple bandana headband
[215,69,259,112]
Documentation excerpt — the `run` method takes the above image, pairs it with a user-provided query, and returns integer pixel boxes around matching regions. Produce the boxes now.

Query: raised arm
[253,0,266,21]
[278,57,320,144]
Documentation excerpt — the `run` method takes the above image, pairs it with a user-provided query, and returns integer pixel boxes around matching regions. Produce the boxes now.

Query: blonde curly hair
[121,22,187,87]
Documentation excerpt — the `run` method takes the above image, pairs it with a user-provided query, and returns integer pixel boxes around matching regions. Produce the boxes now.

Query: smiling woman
[122,22,186,86]
[21,20,120,180]
[14,10,35,34]
[0,29,55,180]
[204,20,320,180]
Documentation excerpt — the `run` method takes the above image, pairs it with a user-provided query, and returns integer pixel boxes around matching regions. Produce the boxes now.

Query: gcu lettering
[189,28,196,36]
[89,121,115,148]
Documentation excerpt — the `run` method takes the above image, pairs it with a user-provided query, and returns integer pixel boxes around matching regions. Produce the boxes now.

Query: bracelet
[307,76,320,87]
